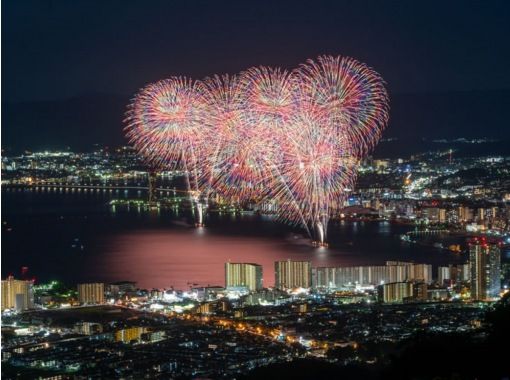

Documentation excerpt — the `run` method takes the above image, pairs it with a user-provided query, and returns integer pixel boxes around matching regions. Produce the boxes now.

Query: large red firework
[125,55,389,243]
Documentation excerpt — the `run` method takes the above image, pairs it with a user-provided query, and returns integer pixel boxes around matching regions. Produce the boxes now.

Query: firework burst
[124,77,205,182]
[125,55,389,244]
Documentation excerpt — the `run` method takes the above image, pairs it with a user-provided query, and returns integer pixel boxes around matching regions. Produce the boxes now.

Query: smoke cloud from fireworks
[125,55,389,243]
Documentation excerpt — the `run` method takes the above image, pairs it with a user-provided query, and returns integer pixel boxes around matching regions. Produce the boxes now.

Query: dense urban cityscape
[4,1,510,379]
[2,143,510,379]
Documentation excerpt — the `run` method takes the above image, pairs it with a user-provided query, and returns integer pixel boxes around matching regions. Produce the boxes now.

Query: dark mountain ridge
[2,89,510,154]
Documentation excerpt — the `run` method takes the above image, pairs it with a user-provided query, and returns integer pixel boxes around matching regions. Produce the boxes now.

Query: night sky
[3,0,510,151]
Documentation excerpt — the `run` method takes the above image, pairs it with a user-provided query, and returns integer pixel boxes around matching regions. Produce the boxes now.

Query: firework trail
[275,55,389,243]
[195,74,250,203]
[272,110,359,244]
[237,66,297,201]
[125,55,389,244]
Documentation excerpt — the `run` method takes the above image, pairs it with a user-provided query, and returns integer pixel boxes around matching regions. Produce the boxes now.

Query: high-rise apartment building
[77,283,105,304]
[225,263,263,291]
[469,241,501,300]
[275,260,312,289]
[378,282,414,303]
[314,262,433,289]
[1,276,33,311]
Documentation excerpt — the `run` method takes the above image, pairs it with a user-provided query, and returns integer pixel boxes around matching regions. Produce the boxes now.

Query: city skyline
[3,145,509,287]
[2,1,510,379]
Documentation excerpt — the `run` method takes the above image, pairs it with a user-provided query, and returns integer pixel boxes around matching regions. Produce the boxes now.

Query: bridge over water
[2,182,191,194]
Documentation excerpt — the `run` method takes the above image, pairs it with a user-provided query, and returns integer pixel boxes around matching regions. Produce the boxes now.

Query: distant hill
[388,90,510,139]
[2,89,510,153]
[2,93,130,152]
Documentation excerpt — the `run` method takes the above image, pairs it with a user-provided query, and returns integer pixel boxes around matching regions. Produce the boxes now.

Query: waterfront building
[225,263,263,291]
[314,265,405,288]
[275,260,312,289]
[386,261,433,284]
[469,240,501,300]
[314,262,432,289]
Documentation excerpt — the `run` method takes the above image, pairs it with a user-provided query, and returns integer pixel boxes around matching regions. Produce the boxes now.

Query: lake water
[1,188,469,289]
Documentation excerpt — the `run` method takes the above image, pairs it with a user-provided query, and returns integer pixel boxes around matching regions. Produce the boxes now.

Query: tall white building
[1,276,33,311]
[225,263,263,291]
[275,260,312,289]
[314,262,433,289]
[469,241,500,300]
[77,283,105,304]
